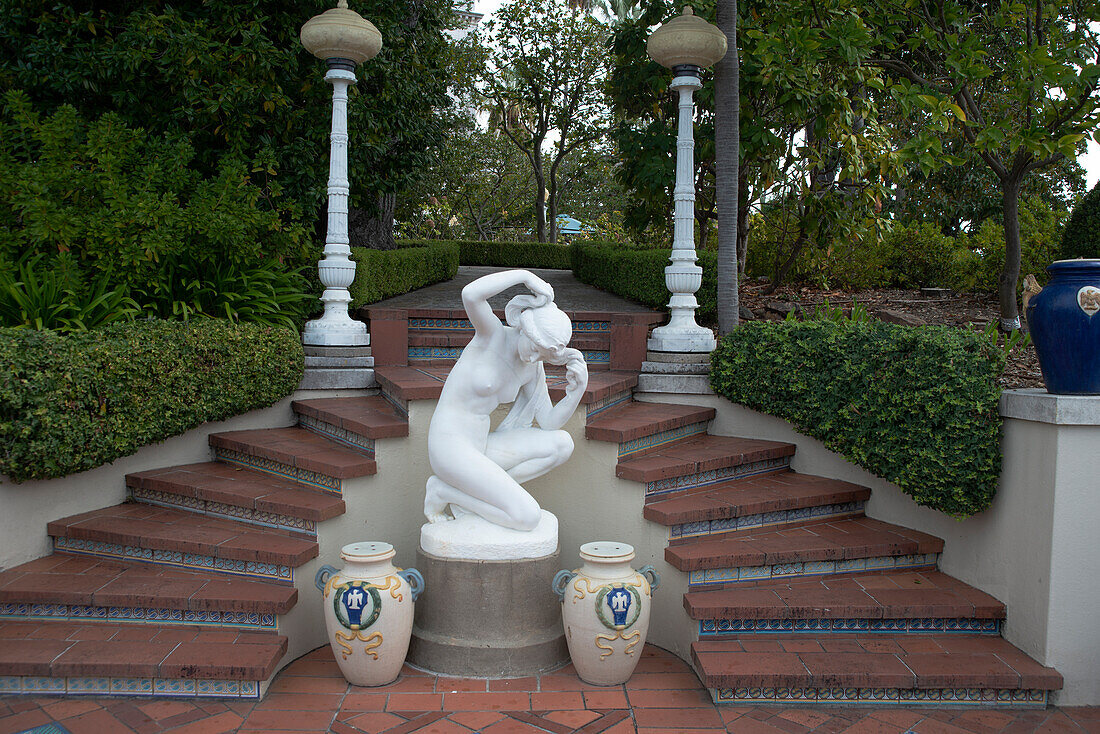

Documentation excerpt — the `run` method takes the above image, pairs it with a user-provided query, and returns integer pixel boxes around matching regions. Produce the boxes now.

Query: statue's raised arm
[421,270,587,560]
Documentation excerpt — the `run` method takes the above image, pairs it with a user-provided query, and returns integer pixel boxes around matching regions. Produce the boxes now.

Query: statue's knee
[553,431,574,460]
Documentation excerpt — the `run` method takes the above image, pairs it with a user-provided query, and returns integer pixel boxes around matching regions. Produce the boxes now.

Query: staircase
[0,396,407,699]
[582,397,1063,708]
[0,326,1063,705]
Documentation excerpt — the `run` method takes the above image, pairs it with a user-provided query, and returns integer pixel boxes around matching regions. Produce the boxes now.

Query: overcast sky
[469,0,1100,189]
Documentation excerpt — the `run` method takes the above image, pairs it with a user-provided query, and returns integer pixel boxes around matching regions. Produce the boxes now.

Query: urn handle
[399,568,425,602]
[638,565,661,592]
[552,569,577,602]
[314,564,339,592]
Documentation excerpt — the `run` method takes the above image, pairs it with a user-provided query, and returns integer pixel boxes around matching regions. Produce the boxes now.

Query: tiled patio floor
[1,645,1096,734]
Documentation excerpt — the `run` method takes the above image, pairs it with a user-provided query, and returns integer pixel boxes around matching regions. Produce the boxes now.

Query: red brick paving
[0,644,1096,734]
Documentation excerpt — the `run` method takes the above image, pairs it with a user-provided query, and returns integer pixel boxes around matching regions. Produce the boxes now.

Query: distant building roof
[452,9,484,30]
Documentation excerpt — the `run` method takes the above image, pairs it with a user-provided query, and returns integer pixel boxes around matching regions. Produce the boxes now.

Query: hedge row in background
[349,242,459,306]
[398,239,573,270]
[710,321,1006,517]
[0,320,303,482]
[571,245,717,321]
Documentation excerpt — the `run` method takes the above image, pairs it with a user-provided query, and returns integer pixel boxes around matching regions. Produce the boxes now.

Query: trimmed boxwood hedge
[571,245,718,321]
[349,242,459,306]
[710,321,1006,517]
[397,239,572,270]
[0,320,303,482]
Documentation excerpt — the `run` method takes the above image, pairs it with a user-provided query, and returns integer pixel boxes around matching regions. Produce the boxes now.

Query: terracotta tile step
[666,517,944,572]
[645,471,870,526]
[409,331,609,350]
[0,620,287,680]
[291,395,408,440]
[375,366,639,404]
[47,503,318,569]
[127,463,345,524]
[692,634,1063,691]
[585,401,715,444]
[0,554,296,617]
[685,569,1005,621]
[617,435,797,484]
[209,427,376,480]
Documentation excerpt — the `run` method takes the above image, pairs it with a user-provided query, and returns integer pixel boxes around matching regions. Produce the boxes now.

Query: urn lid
[341,541,395,563]
[580,541,635,563]
[1048,258,1100,276]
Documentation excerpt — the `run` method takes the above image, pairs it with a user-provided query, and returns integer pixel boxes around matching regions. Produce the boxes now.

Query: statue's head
[505,294,573,364]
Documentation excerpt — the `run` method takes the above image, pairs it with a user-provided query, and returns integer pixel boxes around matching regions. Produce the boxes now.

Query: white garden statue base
[419,270,588,561]
[420,510,558,560]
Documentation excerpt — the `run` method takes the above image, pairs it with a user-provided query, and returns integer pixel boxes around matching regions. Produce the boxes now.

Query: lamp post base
[302,318,371,347]
[647,328,715,353]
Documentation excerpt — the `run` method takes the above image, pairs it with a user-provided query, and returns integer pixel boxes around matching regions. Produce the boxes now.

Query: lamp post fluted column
[647,67,714,353]
[300,0,381,348]
[645,7,727,356]
[303,63,366,346]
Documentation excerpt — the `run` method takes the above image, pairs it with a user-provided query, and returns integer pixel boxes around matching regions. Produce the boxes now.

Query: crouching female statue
[424,270,588,532]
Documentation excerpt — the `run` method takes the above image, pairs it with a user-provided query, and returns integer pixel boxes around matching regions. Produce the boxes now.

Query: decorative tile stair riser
[213,448,341,495]
[407,346,611,365]
[0,604,277,632]
[669,501,865,539]
[52,538,294,585]
[296,415,375,458]
[711,686,1049,707]
[129,487,317,537]
[646,457,793,497]
[619,421,710,459]
[585,390,634,418]
[699,617,1002,636]
[0,676,262,699]
[687,554,940,588]
[407,316,612,333]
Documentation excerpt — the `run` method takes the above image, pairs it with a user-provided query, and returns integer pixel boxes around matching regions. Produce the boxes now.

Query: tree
[865,0,1100,329]
[610,0,899,288]
[470,0,611,242]
[715,0,740,333]
[0,0,452,247]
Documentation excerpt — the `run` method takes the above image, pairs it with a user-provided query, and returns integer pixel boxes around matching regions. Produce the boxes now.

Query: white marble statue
[421,270,588,557]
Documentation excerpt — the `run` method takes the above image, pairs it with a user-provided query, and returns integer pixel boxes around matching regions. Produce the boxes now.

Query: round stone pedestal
[407,547,568,677]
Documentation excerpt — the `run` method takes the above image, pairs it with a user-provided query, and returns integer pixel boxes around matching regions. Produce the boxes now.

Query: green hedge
[571,245,718,321]
[349,242,459,306]
[398,239,572,270]
[710,321,1006,517]
[0,320,303,482]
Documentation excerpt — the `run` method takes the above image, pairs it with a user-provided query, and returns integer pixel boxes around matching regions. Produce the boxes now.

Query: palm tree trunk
[715,0,739,335]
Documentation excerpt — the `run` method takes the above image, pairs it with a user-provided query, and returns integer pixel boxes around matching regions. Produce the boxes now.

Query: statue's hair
[505,294,572,352]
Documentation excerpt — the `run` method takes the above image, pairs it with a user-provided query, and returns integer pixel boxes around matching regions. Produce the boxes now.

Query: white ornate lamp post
[646,8,727,353]
[300,1,382,347]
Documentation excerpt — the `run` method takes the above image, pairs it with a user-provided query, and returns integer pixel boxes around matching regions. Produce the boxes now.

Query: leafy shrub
[710,321,1005,517]
[349,242,459,306]
[0,94,309,289]
[0,320,303,482]
[135,256,313,331]
[571,244,718,321]
[951,197,1066,291]
[0,253,140,331]
[881,222,961,288]
[396,239,572,269]
[1061,181,1100,259]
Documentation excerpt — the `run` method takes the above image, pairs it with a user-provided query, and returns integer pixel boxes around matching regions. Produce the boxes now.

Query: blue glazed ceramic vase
[1025,259,1100,394]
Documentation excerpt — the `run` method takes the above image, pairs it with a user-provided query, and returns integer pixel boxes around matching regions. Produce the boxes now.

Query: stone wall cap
[1000,388,1100,425]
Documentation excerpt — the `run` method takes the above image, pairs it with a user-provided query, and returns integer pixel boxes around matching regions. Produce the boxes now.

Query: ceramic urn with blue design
[315,542,424,686]
[553,542,660,686]
[1024,259,1100,394]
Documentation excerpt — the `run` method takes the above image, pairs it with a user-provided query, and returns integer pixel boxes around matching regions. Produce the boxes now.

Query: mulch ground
[738,284,1043,390]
